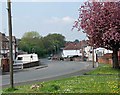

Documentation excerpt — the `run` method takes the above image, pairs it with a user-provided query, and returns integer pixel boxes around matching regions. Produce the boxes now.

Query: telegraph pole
[7,0,14,88]
[92,47,94,68]
[82,46,84,61]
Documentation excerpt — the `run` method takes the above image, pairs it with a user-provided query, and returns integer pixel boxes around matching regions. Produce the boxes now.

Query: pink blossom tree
[73,1,120,68]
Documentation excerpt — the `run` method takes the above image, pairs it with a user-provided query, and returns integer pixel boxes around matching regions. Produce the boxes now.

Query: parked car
[48,56,52,60]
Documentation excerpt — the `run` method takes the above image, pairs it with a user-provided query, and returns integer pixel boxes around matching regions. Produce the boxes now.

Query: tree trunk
[112,48,119,69]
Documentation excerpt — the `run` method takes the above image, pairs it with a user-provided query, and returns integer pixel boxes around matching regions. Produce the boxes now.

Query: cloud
[62,16,74,22]
[45,16,75,24]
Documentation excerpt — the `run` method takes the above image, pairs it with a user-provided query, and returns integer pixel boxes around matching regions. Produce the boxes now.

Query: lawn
[2,63,120,94]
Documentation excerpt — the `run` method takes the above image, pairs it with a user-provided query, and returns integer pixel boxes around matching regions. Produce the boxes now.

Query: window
[17,57,22,60]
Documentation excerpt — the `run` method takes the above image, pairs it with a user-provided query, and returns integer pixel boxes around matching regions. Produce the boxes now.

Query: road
[1,59,93,86]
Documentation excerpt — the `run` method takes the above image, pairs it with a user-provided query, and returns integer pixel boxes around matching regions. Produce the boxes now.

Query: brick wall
[98,52,120,65]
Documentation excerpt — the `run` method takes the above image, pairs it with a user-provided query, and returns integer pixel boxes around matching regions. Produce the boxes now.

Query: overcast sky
[0,1,87,41]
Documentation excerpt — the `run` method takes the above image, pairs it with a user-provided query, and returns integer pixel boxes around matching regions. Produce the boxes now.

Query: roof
[0,32,17,42]
[6,36,16,42]
[63,40,88,50]
[63,43,80,50]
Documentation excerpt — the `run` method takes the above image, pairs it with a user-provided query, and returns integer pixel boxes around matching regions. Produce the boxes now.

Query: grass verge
[2,63,120,94]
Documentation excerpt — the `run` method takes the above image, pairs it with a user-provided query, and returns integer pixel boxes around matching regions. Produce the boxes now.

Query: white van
[14,54,39,69]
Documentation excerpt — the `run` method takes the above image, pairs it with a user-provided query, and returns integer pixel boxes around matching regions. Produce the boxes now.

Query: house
[0,32,9,57]
[62,40,87,61]
[0,55,2,67]
[0,32,18,59]
[62,42,81,57]
[84,46,94,61]
[62,39,116,63]
[6,36,18,59]
[84,46,113,62]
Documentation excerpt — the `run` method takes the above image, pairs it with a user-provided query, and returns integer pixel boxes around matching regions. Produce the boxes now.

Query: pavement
[1,63,48,75]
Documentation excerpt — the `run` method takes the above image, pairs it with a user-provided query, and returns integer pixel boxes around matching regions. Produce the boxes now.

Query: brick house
[0,32,9,57]
[0,32,18,59]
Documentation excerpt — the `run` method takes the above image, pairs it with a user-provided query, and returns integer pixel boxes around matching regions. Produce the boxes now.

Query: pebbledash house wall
[62,50,82,58]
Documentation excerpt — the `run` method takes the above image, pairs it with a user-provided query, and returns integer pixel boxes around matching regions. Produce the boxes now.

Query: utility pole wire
[7,0,14,88]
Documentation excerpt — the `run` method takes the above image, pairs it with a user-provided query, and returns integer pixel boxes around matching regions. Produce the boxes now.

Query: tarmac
[2,62,96,88]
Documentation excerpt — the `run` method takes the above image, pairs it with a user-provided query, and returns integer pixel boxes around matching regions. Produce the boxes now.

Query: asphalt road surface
[1,59,93,87]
